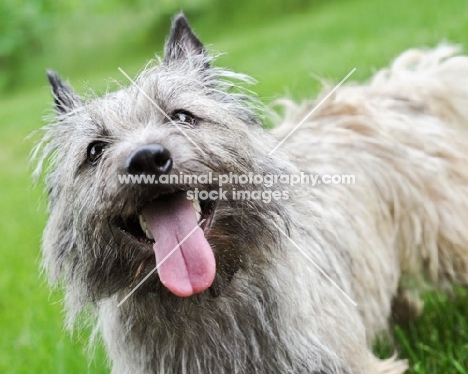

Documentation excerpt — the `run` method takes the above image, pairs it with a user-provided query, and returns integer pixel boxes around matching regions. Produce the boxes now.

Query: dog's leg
[371,353,408,374]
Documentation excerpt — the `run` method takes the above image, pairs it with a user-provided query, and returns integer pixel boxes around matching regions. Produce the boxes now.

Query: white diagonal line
[117,219,206,307]
[271,221,357,306]
[118,67,206,156]
[269,68,356,155]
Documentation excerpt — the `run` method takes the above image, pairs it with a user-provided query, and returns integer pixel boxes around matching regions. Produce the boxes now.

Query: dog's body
[36,14,468,374]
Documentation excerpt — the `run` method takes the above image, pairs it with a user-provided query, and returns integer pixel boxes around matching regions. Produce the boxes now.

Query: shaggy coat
[36,14,468,374]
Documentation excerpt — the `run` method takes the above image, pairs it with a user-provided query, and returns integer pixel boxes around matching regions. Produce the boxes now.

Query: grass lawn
[1,0,468,373]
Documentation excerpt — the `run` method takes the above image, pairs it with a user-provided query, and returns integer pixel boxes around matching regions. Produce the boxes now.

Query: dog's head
[36,14,294,313]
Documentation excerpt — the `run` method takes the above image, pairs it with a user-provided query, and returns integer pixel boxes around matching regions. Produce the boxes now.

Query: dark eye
[169,110,196,126]
[87,141,107,165]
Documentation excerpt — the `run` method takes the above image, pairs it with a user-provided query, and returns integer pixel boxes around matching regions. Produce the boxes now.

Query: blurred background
[1,0,468,373]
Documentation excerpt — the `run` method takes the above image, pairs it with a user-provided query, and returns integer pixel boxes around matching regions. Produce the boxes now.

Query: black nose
[125,144,172,175]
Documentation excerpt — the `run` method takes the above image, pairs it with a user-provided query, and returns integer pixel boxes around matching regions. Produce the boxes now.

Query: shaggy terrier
[35,13,468,374]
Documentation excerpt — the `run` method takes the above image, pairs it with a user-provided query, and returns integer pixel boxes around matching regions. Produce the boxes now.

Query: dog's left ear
[164,13,207,65]
[47,70,82,114]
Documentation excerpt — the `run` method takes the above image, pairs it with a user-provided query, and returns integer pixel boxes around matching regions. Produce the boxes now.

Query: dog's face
[39,14,292,306]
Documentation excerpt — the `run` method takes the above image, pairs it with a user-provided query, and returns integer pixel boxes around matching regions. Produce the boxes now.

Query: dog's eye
[169,110,196,126]
[87,141,107,165]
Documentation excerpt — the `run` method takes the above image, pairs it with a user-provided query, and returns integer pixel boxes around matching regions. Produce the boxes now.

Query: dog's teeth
[192,199,202,222]
[139,214,154,240]
[192,199,201,213]
[139,215,147,232]
[145,229,154,240]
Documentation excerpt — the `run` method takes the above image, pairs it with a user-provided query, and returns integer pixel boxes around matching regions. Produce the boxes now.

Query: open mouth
[118,193,217,244]
[117,191,218,297]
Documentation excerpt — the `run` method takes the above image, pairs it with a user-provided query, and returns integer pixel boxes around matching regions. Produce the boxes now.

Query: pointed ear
[164,13,207,65]
[46,70,81,114]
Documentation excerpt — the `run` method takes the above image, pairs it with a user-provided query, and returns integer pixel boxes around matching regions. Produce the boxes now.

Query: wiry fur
[35,14,468,374]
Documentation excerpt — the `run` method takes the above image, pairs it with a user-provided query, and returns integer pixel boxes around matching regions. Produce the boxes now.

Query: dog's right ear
[164,13,206,65]
[47,70,81,114]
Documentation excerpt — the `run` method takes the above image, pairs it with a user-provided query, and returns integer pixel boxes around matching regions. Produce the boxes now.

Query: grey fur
[35,14,468,374]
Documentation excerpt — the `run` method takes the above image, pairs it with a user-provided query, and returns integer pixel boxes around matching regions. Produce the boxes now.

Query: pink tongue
[142,193,216,297]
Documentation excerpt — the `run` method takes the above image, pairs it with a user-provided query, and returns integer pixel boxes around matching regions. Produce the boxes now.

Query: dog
[35,13,468,373]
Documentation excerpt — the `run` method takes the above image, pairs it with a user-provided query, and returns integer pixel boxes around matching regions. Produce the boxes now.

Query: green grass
[375,287,468,373]
[1,0,468,373]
